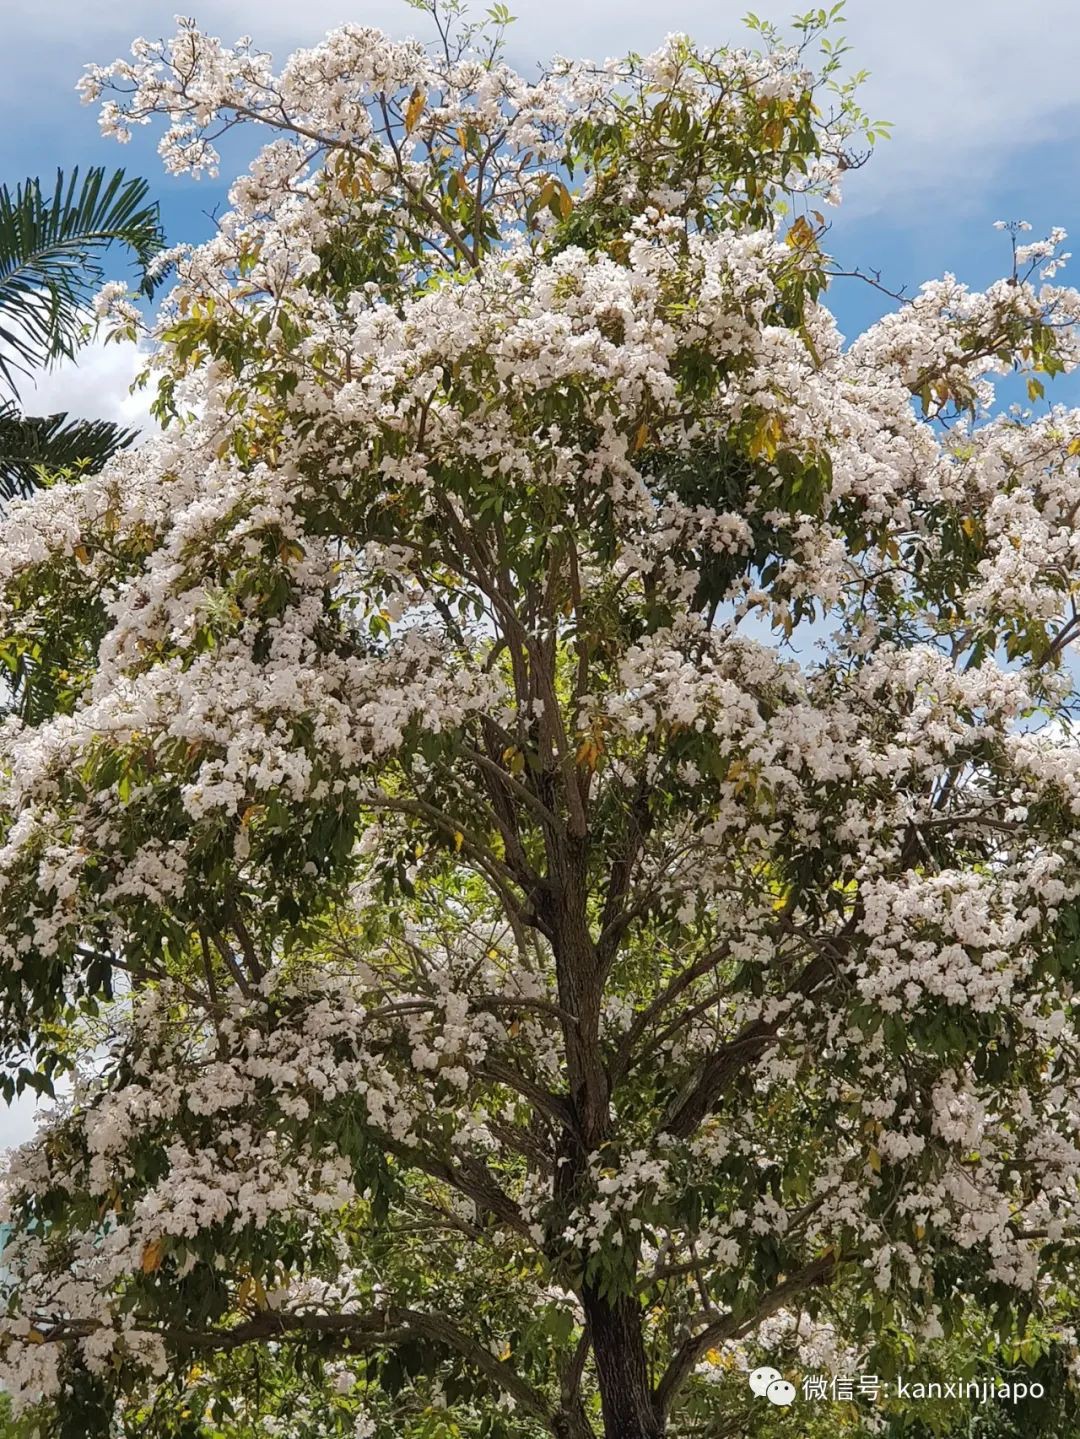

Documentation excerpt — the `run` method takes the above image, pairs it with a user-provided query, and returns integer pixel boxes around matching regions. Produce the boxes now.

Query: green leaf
[0,165,166,398]
[0,398,136,501]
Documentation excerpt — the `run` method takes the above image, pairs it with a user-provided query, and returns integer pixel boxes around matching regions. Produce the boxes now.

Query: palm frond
[0,166,166,396]
[0,399,136,503]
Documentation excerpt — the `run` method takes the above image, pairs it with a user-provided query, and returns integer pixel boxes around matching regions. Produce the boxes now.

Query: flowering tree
[4,6,1080,1437]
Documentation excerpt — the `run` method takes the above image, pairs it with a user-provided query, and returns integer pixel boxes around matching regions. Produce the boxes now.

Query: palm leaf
[0,166,166,397]
[0,399,136,503]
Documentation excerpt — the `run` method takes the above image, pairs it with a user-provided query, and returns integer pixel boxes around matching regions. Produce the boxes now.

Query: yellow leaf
[1067,437,1080,456]
[632,421,650,454]
[141,1238,164,1274]
[868,1148,881,1174]
[498,1340,512,1360]
[26,1329,44,1346]
[74,543,91,564]
[453,830,464,852]
[961,516,976,538]
[914,1222,926,1241]
[237,1276,253,1309]
[748,412,782,462]
[556,180,573,220]
[404,87,427,134]
[733,760,759,792]
[705,1348,723,1365]
[576,736,603,771]
[253,1276,268,1310]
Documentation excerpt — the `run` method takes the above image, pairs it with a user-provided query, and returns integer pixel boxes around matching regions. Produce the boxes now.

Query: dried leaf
[141,1238,164,1274]
[786,215,815,249]
[404,88,427,134]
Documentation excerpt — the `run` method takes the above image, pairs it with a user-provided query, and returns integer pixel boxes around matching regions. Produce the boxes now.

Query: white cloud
[0,1091,38,1154]
[22,335,157,436]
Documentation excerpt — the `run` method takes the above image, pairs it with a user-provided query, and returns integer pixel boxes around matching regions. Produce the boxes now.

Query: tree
[3,6,1080,1437]
[0,164,166,503]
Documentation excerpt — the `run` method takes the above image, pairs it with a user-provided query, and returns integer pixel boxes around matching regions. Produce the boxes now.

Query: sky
[4,0,1080,1147]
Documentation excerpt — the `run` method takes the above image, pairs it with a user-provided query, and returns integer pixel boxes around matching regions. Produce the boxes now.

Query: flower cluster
[3,8,1080,1437]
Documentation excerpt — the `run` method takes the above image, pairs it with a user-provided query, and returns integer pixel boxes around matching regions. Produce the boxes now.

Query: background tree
[4,7,1080,1439]
[0,164,166,503]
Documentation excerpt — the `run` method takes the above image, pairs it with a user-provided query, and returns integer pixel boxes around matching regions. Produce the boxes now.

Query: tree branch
[653,1252,843,1418]
[35,1306,553,1425]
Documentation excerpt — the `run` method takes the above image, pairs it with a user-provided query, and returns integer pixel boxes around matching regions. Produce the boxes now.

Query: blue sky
[3,0,1080,1146]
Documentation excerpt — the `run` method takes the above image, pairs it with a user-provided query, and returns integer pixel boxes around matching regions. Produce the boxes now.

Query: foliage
[0,165,164,393]
[1,5,1080,1439]
[0,401,136,504]
[0,165,166,506]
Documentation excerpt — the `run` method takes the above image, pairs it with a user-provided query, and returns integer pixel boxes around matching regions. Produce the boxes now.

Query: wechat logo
[749,1366,797,1407]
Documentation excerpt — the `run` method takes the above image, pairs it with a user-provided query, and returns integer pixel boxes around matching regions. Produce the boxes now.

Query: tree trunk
[553,1404,598,1439]
[583,1287,664,1439]
[542,793,662,1436]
